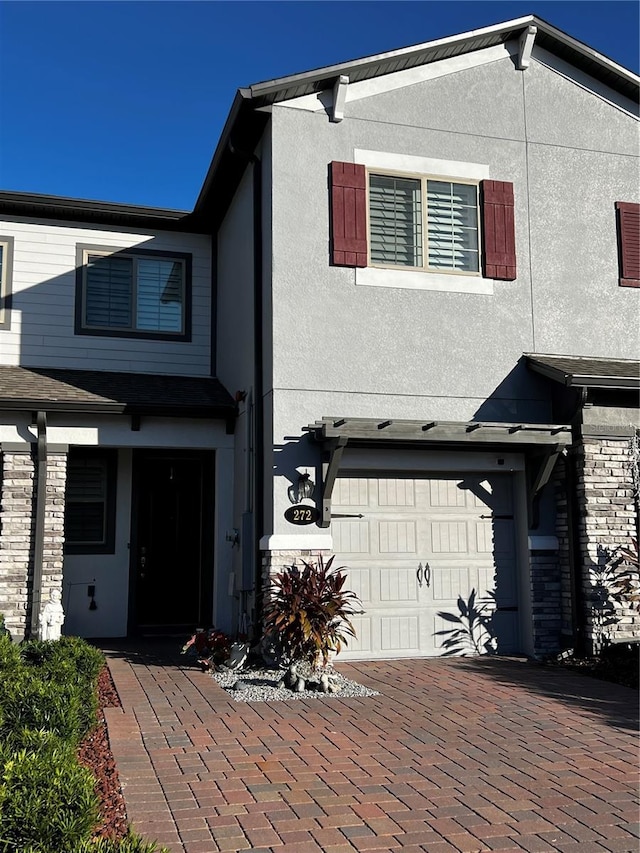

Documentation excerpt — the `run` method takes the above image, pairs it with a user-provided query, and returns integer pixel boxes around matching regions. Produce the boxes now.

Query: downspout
[567,387,588,655]
[30,410,47,637]
[228,141,264,639]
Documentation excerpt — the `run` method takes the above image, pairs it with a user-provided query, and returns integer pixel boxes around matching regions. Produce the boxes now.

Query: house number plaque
[284,504,319,525]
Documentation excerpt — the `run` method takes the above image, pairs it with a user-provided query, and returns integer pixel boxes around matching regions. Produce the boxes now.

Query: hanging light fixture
[287,471,315,504]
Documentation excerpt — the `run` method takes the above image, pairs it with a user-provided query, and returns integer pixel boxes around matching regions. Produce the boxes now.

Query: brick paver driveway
[103,645,639,853]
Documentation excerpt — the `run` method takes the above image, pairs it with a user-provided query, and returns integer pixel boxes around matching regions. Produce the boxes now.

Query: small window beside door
[64,449,117,554]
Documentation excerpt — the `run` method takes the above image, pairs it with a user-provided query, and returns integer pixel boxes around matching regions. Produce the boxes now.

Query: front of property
[0,16,638,658]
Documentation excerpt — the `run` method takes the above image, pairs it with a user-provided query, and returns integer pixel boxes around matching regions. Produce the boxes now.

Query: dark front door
[130,451,214,632]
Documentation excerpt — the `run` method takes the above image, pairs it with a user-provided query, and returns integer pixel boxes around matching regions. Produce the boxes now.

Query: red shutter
[481,180,516,281]
[616,202,640,287]
[330,161,367,267]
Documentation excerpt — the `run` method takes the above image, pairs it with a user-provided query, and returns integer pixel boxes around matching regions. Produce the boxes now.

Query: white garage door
[331,473,519,660]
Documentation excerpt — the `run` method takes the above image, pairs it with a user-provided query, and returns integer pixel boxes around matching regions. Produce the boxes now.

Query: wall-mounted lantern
[287,471,315,505]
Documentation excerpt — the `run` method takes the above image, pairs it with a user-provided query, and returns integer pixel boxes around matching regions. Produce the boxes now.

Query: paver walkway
[102,643,639,853]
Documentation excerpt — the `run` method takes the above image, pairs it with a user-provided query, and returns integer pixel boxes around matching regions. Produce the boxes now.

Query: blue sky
[0,1,637,210]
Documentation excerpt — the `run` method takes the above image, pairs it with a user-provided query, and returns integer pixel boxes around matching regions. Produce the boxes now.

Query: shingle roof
[0,366,236,418]
[525,354,640,389]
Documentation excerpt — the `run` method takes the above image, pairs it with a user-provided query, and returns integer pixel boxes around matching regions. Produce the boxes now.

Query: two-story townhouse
[0,15,637,658]
[0,197,236,640]
[204,15,639,659]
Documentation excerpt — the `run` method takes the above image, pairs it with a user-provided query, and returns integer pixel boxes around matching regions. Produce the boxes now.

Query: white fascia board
[251,16,536,99]
[280,42,515,114]
[533,46,640,119]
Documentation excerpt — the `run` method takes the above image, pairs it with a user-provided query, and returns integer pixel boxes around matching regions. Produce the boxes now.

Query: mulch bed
[78,665,129,841]
[545,644,639,690]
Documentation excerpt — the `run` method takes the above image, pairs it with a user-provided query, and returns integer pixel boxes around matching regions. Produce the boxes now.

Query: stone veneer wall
[0,450,36,639]
[261,549,332,592]
[529,546,562,658]
[576,436,639,652]
[554,458,574,643]
[40,452,68,623]
[0,449,67,640]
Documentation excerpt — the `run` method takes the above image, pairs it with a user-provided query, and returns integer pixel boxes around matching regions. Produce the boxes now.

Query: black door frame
[127,449,215,635]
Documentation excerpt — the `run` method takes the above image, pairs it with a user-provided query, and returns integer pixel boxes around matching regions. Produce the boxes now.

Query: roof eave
[0,190,207,233]
[567,375,640,390]
[0,399,236,419]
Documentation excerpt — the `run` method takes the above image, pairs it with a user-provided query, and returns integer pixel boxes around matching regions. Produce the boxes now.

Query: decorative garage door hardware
[480,514,514,519]
[416,563,431,588]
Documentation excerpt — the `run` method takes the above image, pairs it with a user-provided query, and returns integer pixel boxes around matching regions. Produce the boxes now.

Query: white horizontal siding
[0,217,212,376]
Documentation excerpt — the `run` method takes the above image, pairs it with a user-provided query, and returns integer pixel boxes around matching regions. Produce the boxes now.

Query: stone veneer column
[529,546,562,658]
[0,447,67,640]
[261,548,332,591]
[40,451,68,617]
[554,457,574,644]
[577,437,639,652]
[0,450,36,639]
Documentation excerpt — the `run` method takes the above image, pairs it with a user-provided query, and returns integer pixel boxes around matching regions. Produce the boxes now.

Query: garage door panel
[379,566,420,602]
[346,615,372,655]
[377,478,415,506]
[342,566,372,604]
[431,609,496,655]
[426,478,467,507]
[334,478,369,507]
[378,520,417,553]
[332,473,520,659]
[492,611,519,653]
[492,519,516,555]
[332,519,370,553]
[429,521,468,553]
[380,615,420,653]
[430,564,494,602]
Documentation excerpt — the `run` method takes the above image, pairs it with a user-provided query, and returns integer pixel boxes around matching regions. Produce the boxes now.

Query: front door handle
[416,563,424,588]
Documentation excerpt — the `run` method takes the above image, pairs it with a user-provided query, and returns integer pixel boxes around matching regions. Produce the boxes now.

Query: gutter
[29,411,47,638]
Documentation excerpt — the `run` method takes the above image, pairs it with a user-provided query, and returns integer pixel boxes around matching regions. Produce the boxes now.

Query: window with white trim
[76,245,191,340]
[330,154,516,288]
[368,173,480,274]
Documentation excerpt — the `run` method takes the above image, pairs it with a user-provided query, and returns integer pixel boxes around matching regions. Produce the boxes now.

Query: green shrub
[19,639,59,667]
[21,636,104,683]
[51,636,105,683]
[0,738,99,852]
[19,832,171,853]
[0,669,85,747]
[15,637,103,740]
[0,637,21,676]
[74,831,172,852]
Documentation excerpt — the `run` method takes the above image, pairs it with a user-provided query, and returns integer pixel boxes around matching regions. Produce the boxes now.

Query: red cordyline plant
[263,555,362,667]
